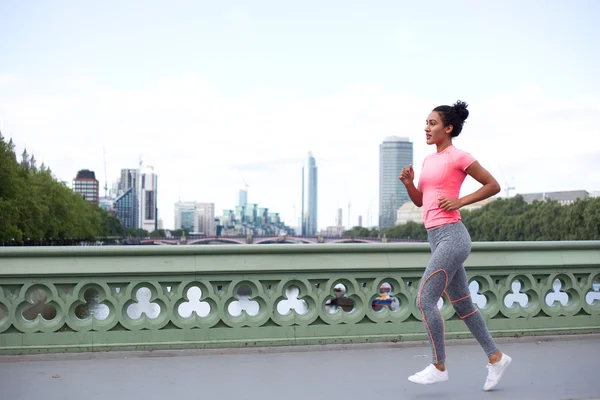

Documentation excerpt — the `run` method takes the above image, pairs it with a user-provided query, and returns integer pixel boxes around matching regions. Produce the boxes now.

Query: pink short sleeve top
[418,145,476,229]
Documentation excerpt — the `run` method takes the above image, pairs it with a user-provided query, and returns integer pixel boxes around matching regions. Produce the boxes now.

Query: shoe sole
[408,377,449,385]
[483,357,512,391]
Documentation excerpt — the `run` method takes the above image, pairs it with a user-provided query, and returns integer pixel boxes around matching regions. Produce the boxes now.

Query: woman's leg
[409,222,471,385]
[417,261,449,367]
[445,266,512,390]
[445,265,499,357]
[442,243,512,390]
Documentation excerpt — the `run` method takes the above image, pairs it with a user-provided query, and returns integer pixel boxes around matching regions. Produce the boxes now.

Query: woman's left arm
[460,161,501,206]
[438,161,501,211]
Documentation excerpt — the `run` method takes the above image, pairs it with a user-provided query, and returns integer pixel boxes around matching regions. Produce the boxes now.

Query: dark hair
[433,100,469,137]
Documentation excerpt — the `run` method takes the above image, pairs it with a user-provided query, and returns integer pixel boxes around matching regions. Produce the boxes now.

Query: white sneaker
[483,353,512,391]
[408,364,449,385]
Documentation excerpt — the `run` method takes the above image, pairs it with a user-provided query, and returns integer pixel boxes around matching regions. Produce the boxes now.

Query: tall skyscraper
[140,168,158,232]
[115,188,136,230]
[237,189,248,207]
[379,136,413,229]
[301,152,318,235]
[196,202,216,235]
[118,168,138,195]
[336,208,343,227]
[115,169,139,230]
[73,170,99,205]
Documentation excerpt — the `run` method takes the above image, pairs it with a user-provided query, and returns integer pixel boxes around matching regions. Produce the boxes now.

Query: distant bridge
[137,235,423,245]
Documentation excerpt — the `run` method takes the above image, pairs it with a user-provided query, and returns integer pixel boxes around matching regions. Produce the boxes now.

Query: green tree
[149,229,167,237]
[100,211,125,237]
[344,226,379,238]
[0,131,22,241]
[0,132,124,242]
[383,221,428,241]
[125,228,149,237]
[170,229,189,237]
[375,195,600,242]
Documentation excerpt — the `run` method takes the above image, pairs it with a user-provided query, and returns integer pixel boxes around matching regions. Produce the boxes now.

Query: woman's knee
[452,299,476,317]
[419,294,441,313]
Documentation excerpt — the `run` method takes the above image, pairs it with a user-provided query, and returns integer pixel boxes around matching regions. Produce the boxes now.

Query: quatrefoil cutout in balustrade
[276,286,308,315]
[371,282,400,312]
[22,288,57,321]
[326,284,355,313]
[468,281,488,308]
[74,287,110,321]
[504,281,529,308]
[228,286,260,317]
[545,279,569,307]
[587,279,600,306]
[127,287,161,319]
[178,286,211,318]
[437,297,445,310]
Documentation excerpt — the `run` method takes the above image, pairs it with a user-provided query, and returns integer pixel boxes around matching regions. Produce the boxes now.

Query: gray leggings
[418,221,498,364]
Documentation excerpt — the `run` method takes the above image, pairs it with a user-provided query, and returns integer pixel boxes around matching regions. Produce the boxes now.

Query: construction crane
[241,175,249,191]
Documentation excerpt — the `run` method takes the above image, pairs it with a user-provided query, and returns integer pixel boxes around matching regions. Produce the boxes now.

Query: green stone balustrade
[0,242,599,355]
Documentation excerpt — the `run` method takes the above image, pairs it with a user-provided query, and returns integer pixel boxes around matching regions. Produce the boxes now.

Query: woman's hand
[399,164,414,186]
[438,197,464,211]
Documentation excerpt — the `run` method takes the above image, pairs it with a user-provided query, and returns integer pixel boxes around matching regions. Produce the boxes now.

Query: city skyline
[76,159,600,233]
[1,1,599,230]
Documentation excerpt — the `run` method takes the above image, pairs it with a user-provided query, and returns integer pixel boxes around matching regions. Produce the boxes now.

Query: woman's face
[424,111,453,145]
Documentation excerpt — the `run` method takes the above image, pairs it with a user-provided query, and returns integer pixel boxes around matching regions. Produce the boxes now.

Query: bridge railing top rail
[0,241,598,276]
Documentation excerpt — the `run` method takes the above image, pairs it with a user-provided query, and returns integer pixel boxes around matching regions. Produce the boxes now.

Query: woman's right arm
[399,164,423,207]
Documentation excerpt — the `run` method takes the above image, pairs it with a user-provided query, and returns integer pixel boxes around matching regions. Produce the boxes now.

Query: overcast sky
[1,0,599,230]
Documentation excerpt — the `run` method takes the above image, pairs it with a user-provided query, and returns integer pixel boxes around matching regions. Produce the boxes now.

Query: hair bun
[453,100,469,121]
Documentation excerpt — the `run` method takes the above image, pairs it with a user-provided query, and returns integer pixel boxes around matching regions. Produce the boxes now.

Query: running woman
[399,100,511,391]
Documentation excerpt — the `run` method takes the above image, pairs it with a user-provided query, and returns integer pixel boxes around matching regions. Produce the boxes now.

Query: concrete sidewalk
[1,335,599,400]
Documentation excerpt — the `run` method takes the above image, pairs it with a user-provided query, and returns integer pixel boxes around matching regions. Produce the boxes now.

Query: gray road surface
[1,335,599,400]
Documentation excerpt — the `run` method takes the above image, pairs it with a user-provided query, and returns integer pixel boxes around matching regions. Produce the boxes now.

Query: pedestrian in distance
[399,100,512,391]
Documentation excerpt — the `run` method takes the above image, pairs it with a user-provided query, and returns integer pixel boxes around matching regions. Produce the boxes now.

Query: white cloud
[1,75,598,230]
